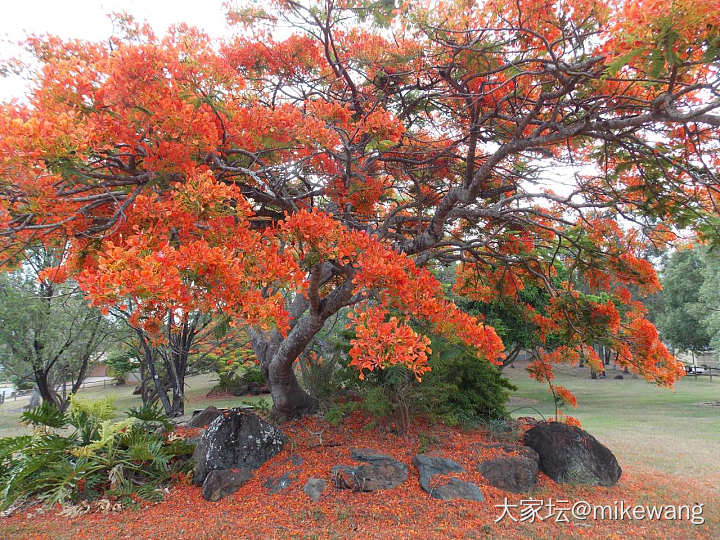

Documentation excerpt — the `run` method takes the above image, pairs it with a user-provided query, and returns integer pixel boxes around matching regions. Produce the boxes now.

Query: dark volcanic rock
[412,454,483,501]
[350,448,393,462]
[263,472,294,494]
[412,454,464,492]
[524,422,621,486]
[474,443,539,493]
[331,461,408,491]
[193,409,287,486]
[201,468,253,501]
[188,406,222,428]
[332,448,407,491]
[477,453,538,493]
[430,477,484,501]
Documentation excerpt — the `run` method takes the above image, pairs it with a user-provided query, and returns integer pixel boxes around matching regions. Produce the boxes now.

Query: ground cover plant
[0,398,194,512]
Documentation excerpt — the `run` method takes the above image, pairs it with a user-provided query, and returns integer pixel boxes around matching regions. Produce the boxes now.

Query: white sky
[0,0,231,101]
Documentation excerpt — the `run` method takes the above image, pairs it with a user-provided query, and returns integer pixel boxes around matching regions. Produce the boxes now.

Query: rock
[303,478,327,502]
[523,422,622,486]
[185,429,205,448]
[193,409,287,486]
[188,406,222,428]
[412,454,464,492]
[332,461,408,491]
[476,447,539,493]
[472,442,538,458]
[263,472,294,494]
[201,468,253,501]
[350,448,393,462]
[430,478,484,501]
[411,454,482,500]
[332,448,408,491]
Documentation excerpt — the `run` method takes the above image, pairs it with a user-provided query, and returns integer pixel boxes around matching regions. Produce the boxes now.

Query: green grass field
[505,363,720,481]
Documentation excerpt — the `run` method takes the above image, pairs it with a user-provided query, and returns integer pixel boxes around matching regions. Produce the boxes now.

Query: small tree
[112,303,244,416]
[653,249,711,357]
[699,250,720,354]
[0,247,114,410]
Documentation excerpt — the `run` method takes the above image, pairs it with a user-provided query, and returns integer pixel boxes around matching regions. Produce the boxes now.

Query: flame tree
[1,0,718,418]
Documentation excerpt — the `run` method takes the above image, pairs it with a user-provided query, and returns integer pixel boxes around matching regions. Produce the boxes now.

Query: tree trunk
[169,355,185,417]
[267,357,318,420]
[251,325,319,420]
[33,366,61,409]
[249,271,357,420]
[249,312,324,420]
[170,391,185,416]
[136,329,174,415]
[26,388,41,409]
[500,346,521,370]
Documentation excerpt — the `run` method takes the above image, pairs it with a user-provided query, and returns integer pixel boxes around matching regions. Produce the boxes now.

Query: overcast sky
[0,0,231,100]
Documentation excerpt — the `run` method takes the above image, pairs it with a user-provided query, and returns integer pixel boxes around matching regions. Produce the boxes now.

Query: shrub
[418,335,517,426]
[357,365,416,431]
[104,350,140,384]
[211,356,266,396]
[303,312,516,430]
[0,397,193,510]
[298,314,360,405]
[239,366,265,386]
[324,401,357,426]
[298,350,356,404]
[326,333,516,430]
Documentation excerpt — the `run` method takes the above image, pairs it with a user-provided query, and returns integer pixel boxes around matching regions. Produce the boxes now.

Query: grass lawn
[505,362,720,483]
[0,373,269,438]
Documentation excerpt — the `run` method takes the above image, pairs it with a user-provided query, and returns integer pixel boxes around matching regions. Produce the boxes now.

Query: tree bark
[32,365,60,408]
[260,313,322,420]
[267,357,317,420]
[136,328,174,415]
[248,272,357,419]
[500,346,522,370]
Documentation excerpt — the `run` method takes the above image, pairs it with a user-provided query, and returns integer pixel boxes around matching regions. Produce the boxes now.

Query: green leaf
[21,403,68,429]
[649,48,665,78]
[604,48,645,77]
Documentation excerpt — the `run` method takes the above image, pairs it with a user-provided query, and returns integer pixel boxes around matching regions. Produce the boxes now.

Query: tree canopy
[651,245,720,355]
[653,248,711,353]
[0,247,113,410]
[1,0,718,416]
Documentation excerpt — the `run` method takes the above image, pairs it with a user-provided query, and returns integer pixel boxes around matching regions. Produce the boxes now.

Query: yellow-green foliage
[1,399,194,509]
[69,394,117,422]
[71,418,139,457]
